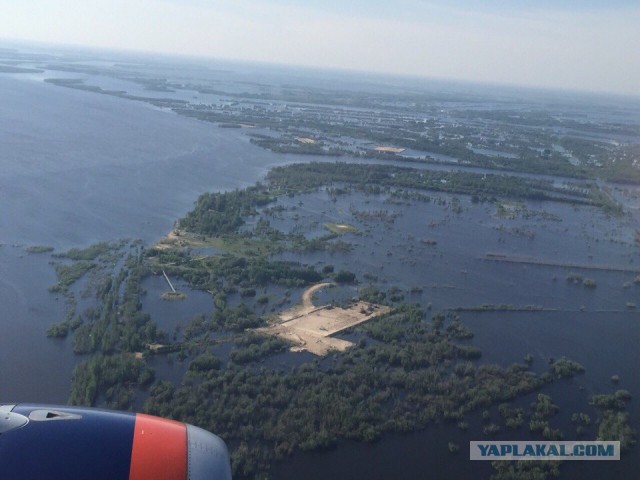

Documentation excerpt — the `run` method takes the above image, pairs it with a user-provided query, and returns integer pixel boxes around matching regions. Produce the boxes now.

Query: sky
[2,0,639,96]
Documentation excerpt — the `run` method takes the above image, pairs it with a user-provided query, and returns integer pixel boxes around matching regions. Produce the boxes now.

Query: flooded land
[0,44,639,480]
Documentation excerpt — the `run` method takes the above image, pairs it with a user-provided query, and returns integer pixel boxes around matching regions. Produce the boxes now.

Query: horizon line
[2,36,640,102]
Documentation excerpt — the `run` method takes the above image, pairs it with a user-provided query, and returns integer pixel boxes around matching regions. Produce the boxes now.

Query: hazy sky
[2,0,639,95]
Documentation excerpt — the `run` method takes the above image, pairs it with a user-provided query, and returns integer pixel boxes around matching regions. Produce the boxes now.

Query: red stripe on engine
[129,413,187,480]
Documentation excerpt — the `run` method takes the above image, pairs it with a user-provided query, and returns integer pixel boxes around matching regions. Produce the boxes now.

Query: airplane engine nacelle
[0,404,232,480]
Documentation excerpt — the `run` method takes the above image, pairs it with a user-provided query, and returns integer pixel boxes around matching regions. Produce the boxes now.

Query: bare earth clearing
[153,229,189,250]
[374,145,405,153]
[295,136,317,144]
[258,283,391,355]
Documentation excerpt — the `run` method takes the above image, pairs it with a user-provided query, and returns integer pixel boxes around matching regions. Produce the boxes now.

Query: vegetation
[548,357,585,379]
[188,353,222,373]
[30,55,640,480]
[146,306,553,478]
[211,305,264,332]
[46,321,70,338]
[528,394,563,441]
[597,412,636,451]
[49,261,95,292]
[68,252,166,356]
[491,461,561,480]
[228,334,290,365]
[25,245,54,254]
[333,269,357,284]
[266,163,600,208]
[573,415,591,437]
[590,390,636,451]
[55,242,122,261]
[499,403,525,429]
[171,164,614,262]
[179,187,273,236]
[590,390,632,410]
[41,160,633,479]
[69,354,154,409]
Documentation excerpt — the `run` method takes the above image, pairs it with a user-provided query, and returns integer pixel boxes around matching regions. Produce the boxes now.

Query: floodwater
[263,187,640,479]
[0,72,335,401]
[0,51,638,479]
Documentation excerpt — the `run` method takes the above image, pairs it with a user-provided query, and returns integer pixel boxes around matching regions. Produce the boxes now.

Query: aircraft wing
[0,404,232,480]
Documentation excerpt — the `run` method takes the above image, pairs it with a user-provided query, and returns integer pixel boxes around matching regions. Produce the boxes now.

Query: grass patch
[161,292,186,301]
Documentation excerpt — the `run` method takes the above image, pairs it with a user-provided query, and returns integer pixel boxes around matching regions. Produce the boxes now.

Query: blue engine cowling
[0,404,232,480]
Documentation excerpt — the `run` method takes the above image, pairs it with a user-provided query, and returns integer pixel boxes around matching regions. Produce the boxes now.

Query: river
[0,49,638,479]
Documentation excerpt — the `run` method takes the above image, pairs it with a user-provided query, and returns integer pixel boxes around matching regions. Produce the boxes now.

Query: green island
[45,162,635,479]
